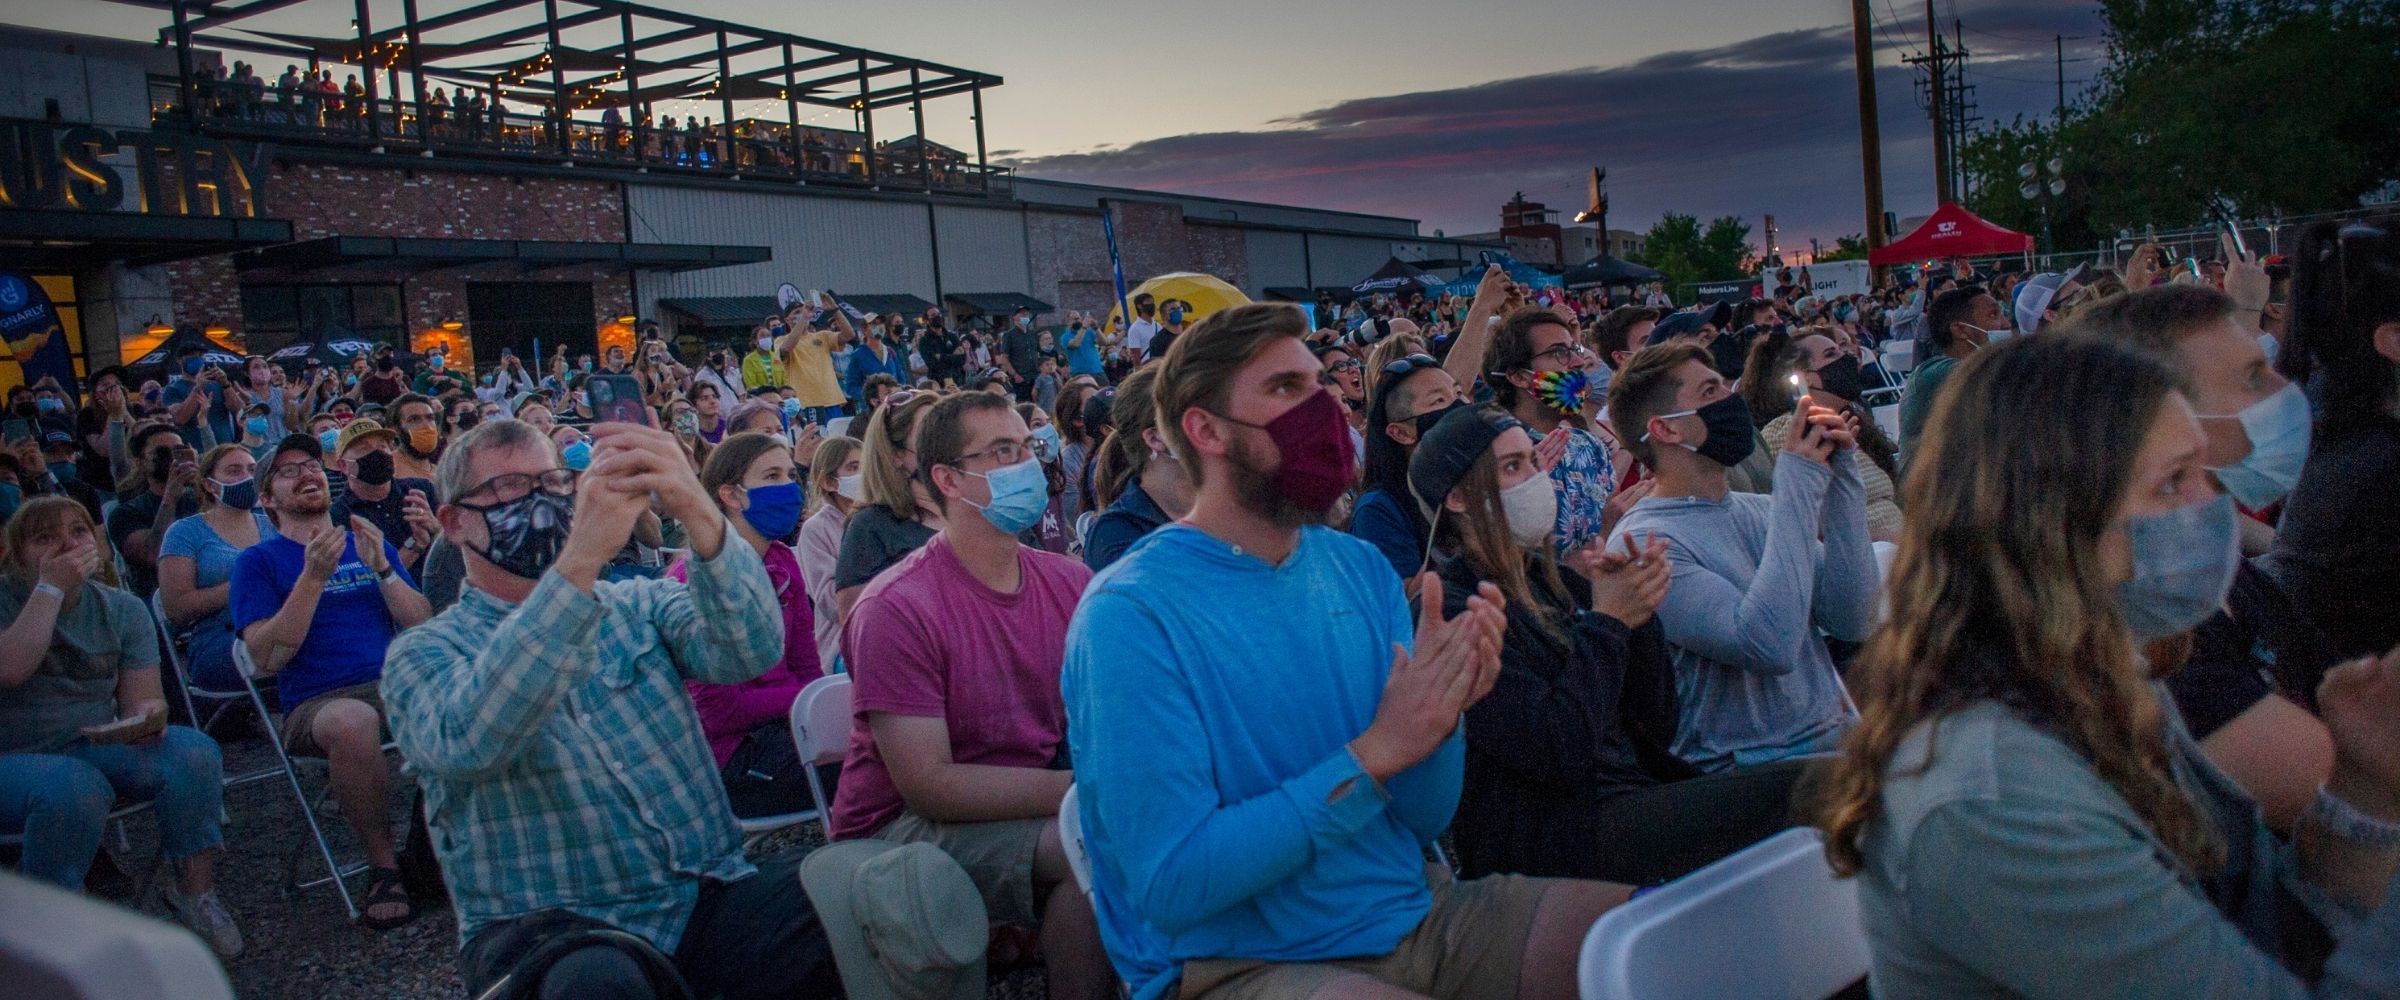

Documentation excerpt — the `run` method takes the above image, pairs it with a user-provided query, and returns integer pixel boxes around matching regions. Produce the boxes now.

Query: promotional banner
[0,273,78,396]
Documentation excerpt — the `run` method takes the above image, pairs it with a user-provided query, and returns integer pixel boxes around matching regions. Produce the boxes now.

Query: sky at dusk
[24,0,2112,244]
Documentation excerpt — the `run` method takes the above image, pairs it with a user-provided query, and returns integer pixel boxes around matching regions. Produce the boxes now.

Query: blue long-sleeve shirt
[1062,524,1459,1000]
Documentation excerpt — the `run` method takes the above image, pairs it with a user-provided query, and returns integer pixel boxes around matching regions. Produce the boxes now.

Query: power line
[1873,0,1927,60]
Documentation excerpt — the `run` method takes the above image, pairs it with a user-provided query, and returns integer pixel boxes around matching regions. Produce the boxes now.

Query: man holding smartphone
[772,300,853,426]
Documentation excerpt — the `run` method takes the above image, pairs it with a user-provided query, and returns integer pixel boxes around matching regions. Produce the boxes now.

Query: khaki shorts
[279,681,387,758]
[874,810,1049,927]
[1179,867,1556,1000]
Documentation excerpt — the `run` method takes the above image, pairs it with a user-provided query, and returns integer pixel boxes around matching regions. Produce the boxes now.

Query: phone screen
[0,419,28,443]
[587,373,652,427]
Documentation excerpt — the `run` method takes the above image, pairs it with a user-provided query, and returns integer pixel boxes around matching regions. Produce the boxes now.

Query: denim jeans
[0,726,226,891]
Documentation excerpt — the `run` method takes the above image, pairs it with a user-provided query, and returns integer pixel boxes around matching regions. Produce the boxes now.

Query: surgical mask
[408,425,441,455]
[1215,389,1356,514]
[2256,333,2280,364]
[46,461,76,484]
[561,439,592,471]
[34,397,63,415]
[781,398,803,418]
[467,489,575,581]
[1646,394,1756,469]
[757,337,773,351]
[429,355,445,371]
[738,481,805,540]
[2116,494,2240,643]
[1030,425,1062,462]
[2200,383,2311,508]
[1499,472,1559,548]
[213,475,259,511]
[351,449,394,486]
[1965,323,2013,344]
[961,457,1048,535]
[318,429,341,452]
[1165,308,1184,324]
[836,472,866,503]
[245,415,271,438]
[1813,355,1865,404]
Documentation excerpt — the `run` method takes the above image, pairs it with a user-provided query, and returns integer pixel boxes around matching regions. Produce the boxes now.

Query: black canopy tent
[125,325,247,379]
[1351,257,1444,295]
[265,335,384,373]
[1560,256,1667,290]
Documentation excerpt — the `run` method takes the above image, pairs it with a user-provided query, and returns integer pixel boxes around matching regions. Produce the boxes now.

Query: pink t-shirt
[826,533,1092,839]
[672,540,824,767]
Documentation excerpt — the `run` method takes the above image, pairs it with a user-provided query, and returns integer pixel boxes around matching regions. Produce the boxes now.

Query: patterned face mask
[1532,368,1597,415]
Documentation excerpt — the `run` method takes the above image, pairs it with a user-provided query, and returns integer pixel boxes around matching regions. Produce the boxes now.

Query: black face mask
[467,489,574,581]
[1408,401,1466,443]
[351,450,395,486]
[148,450,174,483]
[1814,355,1865,404]
[1667,395,1757,469]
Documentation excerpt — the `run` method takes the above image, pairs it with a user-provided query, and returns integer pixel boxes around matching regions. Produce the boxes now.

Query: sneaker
[166,887,244,958]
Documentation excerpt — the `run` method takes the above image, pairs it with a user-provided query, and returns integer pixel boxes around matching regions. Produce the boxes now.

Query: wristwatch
[2309,785,2400,848]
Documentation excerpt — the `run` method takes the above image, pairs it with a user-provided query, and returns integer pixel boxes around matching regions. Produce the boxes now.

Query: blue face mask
[2201,382,2311,508]
[213,476,259,511]
[780,398,803,418]
[739,481,805,541]
[244,415,271,438]
[0,482,18,521]
[317,429,341,452]
[962,457,1048,535]
[46,461,76,484]
[184,358,206,376]
[2117,493,2241,643]
[1030,424,1062,462]
[34,397,63,415]
[561,439,593,471]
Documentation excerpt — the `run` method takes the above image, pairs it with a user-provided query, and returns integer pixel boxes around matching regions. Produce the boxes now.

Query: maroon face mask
[1218,388,1356,513]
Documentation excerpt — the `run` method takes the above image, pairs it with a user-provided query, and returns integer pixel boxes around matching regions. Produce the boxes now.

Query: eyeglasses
[268,460,319,480]
[456,469,579,508]
[1325,359,1364,374]
[1380,353,1438,376]
[950,438,1035,468]
[1533,343,1594,366]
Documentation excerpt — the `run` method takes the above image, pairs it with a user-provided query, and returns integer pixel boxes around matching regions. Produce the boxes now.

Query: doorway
[466,282,595,367]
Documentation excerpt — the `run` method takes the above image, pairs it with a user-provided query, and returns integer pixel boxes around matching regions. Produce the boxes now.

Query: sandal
[357,867,418,931]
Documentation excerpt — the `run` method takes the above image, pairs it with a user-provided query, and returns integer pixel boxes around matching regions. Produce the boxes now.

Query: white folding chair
[0,871,235,1000]
[148,593,278,790]
[822,416,852,440]
[1058,783,1092,896]
[230,639,365,921]
[732,685,831,844]
[1871,540,1900,628]
[787,673,853,823]
[1879,339,1916,375]
[1578,828,1869,1000]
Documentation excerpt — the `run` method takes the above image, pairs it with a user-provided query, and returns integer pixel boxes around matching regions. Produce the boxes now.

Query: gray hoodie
[1607,450,1877,771]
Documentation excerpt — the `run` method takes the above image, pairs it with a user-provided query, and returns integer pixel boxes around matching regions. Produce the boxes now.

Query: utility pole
[1902,0,1966,204]
[2055,35,2066,124]
[1850,0,1887,254]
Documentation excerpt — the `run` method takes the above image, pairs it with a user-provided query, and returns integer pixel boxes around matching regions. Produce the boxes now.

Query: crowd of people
[0,214,2396,1000]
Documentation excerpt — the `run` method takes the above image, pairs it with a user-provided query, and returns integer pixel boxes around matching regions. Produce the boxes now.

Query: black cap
[1082,387,1116,432]
[267,431,321,469]
[1647,311,1705,345]
[1407,404,1520,511]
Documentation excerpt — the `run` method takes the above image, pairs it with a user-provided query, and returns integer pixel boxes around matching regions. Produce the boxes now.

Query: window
[239,283,405,356]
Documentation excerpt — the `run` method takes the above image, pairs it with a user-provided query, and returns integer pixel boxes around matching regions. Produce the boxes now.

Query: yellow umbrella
[1103,273,1250,331]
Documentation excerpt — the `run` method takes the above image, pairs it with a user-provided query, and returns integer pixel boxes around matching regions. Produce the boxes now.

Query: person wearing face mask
[1898,284,2005,457]
[381,418,842,999]
[1761,333,1904,542]
[1121,293,1161,365]
[161,342,241,450]
[1351,352,1465,581]
[387,394,445,482]
[1420,399,1812,886]
[2063,284,2342,833]
[1013,401,1074,554]
[29,430,104,525]
[828,392,1116,1000]
[797,436,863,669]
[108,423,202,600]
[1060,309,1106,383]
[158,445,275,691]
[234,401,278,461]
[1082,368,1193,571]
[1146,298,1190,362]
[231,433,431,930]
[328,421,439,574]
[1606,341,1877,772]
[1489,308,1633,559]
[1812,333,2400,999]
[411,348,467,398]
[744,323,783,393]
[667,432,823,819]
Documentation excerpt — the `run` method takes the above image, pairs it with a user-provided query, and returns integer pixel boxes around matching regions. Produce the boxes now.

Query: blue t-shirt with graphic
[229,531,412,707]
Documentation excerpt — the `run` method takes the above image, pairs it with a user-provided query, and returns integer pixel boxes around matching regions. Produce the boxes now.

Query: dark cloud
[1005,0,2106,244]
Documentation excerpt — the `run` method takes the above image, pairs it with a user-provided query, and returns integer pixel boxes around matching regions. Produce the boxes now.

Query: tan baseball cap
[332,418,396,458]
[799,841,987,1000]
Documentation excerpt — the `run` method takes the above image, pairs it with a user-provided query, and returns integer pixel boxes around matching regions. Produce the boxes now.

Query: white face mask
[1499,471,1559,548]
[835,472,866,503]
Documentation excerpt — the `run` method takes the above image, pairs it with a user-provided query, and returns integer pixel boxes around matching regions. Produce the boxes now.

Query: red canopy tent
[1868,202,2034,266]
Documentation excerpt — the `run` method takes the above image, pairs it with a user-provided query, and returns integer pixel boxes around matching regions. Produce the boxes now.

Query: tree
[1814,234,1871,263]
[1631,213,1757,298]
[1960,0,2400,249]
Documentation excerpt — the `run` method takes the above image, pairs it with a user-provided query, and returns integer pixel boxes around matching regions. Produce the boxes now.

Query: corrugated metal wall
[624,185,939,317]
[931,204,1031,297]
[1310,235,1406,292]
[1243,230,1309,296]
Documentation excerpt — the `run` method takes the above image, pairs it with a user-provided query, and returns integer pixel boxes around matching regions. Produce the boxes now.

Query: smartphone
[2185,257,2204,279]
[587,373,652,426]
[2223,220,2250,260]
[0,419,27,443]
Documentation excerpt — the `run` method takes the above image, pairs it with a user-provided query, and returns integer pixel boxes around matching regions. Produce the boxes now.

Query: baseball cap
[333,418,397,457]
[1408,404,1520,514]
[266,432,322,469]
[2012,264,2089,335]
[1081,387,1116,433]
[40,428,75,451]
[1646,311,1707,346]
[800,841,987,1000]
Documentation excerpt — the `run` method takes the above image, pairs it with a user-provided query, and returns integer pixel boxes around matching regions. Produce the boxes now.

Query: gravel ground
[90,725,1048,999]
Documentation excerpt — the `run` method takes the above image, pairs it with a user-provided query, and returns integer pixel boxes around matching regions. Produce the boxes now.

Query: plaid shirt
[381,531,784,951]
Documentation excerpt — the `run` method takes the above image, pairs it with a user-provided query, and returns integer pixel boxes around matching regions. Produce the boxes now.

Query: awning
[233,237,770,279]
[0,209,295,271]
[839,293,937,317]
[1262,286,1356,303]
[944,292,1053,315]
[1868,202,2034,266]
[658,296,781,326]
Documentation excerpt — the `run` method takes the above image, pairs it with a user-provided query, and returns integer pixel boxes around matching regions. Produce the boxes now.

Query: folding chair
[732,688,829,845]
[229,639,365,921]
[787,674,852,823]
[0,870,235,1000]
[1577,827,1869,1000]
[148,593,280,791]
[1058,782,1092,896]
[0,800,159,909]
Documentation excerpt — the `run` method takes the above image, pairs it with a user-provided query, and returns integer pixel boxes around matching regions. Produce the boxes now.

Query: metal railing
[150,76,1009,199]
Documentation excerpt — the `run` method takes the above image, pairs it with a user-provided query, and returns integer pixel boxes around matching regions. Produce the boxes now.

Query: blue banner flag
[0,273,77,397]
[1100,200,1131,328]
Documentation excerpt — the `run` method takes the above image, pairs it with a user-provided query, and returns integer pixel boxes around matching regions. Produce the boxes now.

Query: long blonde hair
[859,391,942,521]
[1811,335,2221,878]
